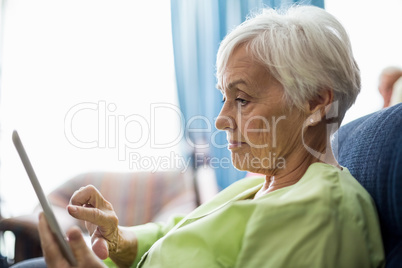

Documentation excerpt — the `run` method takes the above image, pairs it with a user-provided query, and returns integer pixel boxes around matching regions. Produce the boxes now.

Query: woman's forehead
[219,66,279,96]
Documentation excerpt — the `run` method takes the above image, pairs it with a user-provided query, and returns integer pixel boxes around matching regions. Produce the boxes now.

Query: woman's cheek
[243,120,271,148]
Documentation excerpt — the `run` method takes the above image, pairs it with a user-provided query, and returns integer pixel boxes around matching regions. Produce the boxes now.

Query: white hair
[216,5,360,123]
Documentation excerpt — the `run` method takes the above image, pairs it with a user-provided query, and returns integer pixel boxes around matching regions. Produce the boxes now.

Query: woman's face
[215,46,306,174]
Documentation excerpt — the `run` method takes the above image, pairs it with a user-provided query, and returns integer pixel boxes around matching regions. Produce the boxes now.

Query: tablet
[12,130,77,266]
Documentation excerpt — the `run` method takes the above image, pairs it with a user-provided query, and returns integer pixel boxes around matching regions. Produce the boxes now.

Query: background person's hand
[67,185,120,260]
[38,212,105,268]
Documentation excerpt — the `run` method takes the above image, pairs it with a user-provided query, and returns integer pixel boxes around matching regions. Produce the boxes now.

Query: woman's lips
[228,141,246,149]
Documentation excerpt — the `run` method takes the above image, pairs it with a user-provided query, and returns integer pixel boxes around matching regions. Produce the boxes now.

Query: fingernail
[68,205,78,213]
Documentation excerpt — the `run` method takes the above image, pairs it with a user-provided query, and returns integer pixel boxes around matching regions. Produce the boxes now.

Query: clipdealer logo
[64,101,185,161]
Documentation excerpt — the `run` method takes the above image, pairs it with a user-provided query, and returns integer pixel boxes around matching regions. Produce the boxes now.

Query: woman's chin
[230,152,253,171]
[230,151,286,172]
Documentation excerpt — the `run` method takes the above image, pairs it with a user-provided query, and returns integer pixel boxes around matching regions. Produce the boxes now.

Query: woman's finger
[67,204,116,227]
[66,227,87,257]
[69,185,110,209]
[65,227,106,267]
[91,233,109,260]
[38,212,69,268]
[85,219,98,236]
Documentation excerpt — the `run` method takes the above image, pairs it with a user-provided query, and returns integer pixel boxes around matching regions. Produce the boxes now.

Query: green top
[106,163,385,268]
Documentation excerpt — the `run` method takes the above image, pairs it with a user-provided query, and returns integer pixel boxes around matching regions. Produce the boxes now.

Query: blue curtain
[171,0,325,190]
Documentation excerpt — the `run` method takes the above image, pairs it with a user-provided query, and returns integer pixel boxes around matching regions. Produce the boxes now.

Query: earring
[310,118,314,123]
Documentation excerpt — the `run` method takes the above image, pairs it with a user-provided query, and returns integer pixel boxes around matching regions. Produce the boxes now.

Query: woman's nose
[215,105,237,131]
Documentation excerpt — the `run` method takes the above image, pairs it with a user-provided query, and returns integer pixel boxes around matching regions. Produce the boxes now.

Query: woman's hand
[68,185,138,267]
[38,212,105,268]
[67,185,118,259]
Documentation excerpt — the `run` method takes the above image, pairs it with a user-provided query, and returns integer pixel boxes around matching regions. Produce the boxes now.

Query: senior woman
[27,5,385,268]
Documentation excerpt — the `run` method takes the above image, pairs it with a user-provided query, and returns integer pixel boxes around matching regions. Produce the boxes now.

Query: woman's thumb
[67,227,91,260]
[92,235,109,260]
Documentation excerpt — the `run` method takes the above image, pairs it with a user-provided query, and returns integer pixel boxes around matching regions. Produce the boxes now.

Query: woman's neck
[253,122,342,199]
[254,154,316,198]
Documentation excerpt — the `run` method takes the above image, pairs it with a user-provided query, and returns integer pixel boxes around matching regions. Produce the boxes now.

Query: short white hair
[216,5,360,123]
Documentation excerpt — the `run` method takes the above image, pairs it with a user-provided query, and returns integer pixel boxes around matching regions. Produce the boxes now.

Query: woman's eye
[235,98,248,106]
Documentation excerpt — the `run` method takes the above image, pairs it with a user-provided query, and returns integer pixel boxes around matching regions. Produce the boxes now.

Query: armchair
[333,103,402,267]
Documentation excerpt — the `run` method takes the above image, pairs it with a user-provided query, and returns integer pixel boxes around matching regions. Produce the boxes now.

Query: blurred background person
[390,76,402,106]
[378,66,402,108]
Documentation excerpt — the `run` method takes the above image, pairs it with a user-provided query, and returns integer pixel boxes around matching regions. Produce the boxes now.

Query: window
[326,0,402,123]
[0,0,180,217]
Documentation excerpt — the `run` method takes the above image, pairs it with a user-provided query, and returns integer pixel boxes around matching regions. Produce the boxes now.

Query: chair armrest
[0,206,82,264]
[0,212,40,239]
[0,212,42,263]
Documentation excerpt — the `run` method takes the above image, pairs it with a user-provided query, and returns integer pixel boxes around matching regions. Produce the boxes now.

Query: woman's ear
[305,89,334,126]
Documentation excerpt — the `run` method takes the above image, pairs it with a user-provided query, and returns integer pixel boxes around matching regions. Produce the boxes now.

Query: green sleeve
[103,215,184,268]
